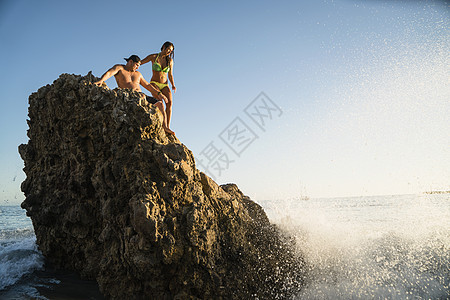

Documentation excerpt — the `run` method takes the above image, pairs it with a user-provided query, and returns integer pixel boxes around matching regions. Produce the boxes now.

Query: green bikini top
[152,53,170,73]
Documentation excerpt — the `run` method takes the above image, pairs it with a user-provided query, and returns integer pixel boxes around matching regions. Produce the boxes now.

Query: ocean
[1,193,449,299]
[0,206,103,299]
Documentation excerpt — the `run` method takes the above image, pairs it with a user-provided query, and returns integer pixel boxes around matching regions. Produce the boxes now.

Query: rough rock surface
[19,73,305,299]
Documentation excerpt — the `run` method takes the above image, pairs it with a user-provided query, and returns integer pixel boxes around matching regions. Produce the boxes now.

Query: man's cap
[124,55,141,63]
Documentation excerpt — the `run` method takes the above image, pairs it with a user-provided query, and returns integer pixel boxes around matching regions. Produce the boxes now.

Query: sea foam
[0,236,44,290]
[260,194,450,299]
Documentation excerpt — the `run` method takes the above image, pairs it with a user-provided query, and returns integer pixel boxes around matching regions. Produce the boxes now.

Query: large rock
[19,73,305,299]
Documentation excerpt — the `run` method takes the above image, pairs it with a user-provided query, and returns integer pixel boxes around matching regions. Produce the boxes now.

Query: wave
[0,227,35,242]
[293,230,449,299]
[262,194,450,299]
[0,237,44,291]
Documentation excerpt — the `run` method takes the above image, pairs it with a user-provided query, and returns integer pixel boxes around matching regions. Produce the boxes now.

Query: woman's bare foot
[164,127,175,135]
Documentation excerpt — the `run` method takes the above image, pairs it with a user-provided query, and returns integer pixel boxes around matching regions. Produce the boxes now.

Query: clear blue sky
[1,0,448,205]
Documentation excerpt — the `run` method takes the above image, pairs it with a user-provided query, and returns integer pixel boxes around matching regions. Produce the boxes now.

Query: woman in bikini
[141,42,176,134]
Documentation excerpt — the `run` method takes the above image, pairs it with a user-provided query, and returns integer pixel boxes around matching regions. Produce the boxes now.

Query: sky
[0,0,448,205]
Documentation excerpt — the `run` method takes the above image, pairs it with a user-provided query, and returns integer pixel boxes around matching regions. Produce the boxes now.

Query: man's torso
[114,66,142,91]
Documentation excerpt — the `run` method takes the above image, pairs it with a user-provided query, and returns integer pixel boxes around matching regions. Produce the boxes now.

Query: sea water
[0,205,46,299]
[1,194,449,299]
[261,193,450,299]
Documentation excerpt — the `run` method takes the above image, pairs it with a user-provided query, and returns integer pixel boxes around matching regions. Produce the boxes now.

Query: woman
[141,42,176,134]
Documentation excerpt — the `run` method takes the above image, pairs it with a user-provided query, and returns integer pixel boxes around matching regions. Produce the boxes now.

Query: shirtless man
[94,55,174,134]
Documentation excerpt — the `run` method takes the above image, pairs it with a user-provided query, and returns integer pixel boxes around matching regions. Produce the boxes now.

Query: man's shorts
[145,95,160,104]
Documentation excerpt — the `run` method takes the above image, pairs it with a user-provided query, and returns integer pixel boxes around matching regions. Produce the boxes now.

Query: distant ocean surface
[1,193,449,299]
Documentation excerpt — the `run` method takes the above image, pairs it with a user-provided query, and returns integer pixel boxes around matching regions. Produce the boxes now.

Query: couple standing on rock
[94,41,176,135]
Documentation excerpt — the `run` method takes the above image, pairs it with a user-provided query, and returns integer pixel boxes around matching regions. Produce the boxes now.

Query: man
[94,55,174,135]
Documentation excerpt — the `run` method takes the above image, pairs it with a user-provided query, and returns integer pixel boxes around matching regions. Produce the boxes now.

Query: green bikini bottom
[151,81,169,90]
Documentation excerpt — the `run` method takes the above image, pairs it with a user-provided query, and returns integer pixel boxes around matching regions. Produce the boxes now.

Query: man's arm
[94,65,123,86]
[140,75,168,103]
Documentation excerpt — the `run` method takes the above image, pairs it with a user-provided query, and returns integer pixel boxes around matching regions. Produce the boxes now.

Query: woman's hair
[161,41,174,65]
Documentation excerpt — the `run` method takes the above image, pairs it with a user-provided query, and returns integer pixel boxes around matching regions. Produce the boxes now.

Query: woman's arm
[140,53,156,65]
[168,59,176,92]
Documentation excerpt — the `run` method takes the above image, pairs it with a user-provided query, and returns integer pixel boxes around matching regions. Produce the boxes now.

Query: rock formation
[19,73,305,299]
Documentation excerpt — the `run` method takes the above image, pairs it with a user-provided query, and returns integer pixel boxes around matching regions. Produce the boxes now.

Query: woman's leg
[149,83,174,135]
[154,100,174,134]
[161,87,173,128]
[150,83,161,98]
